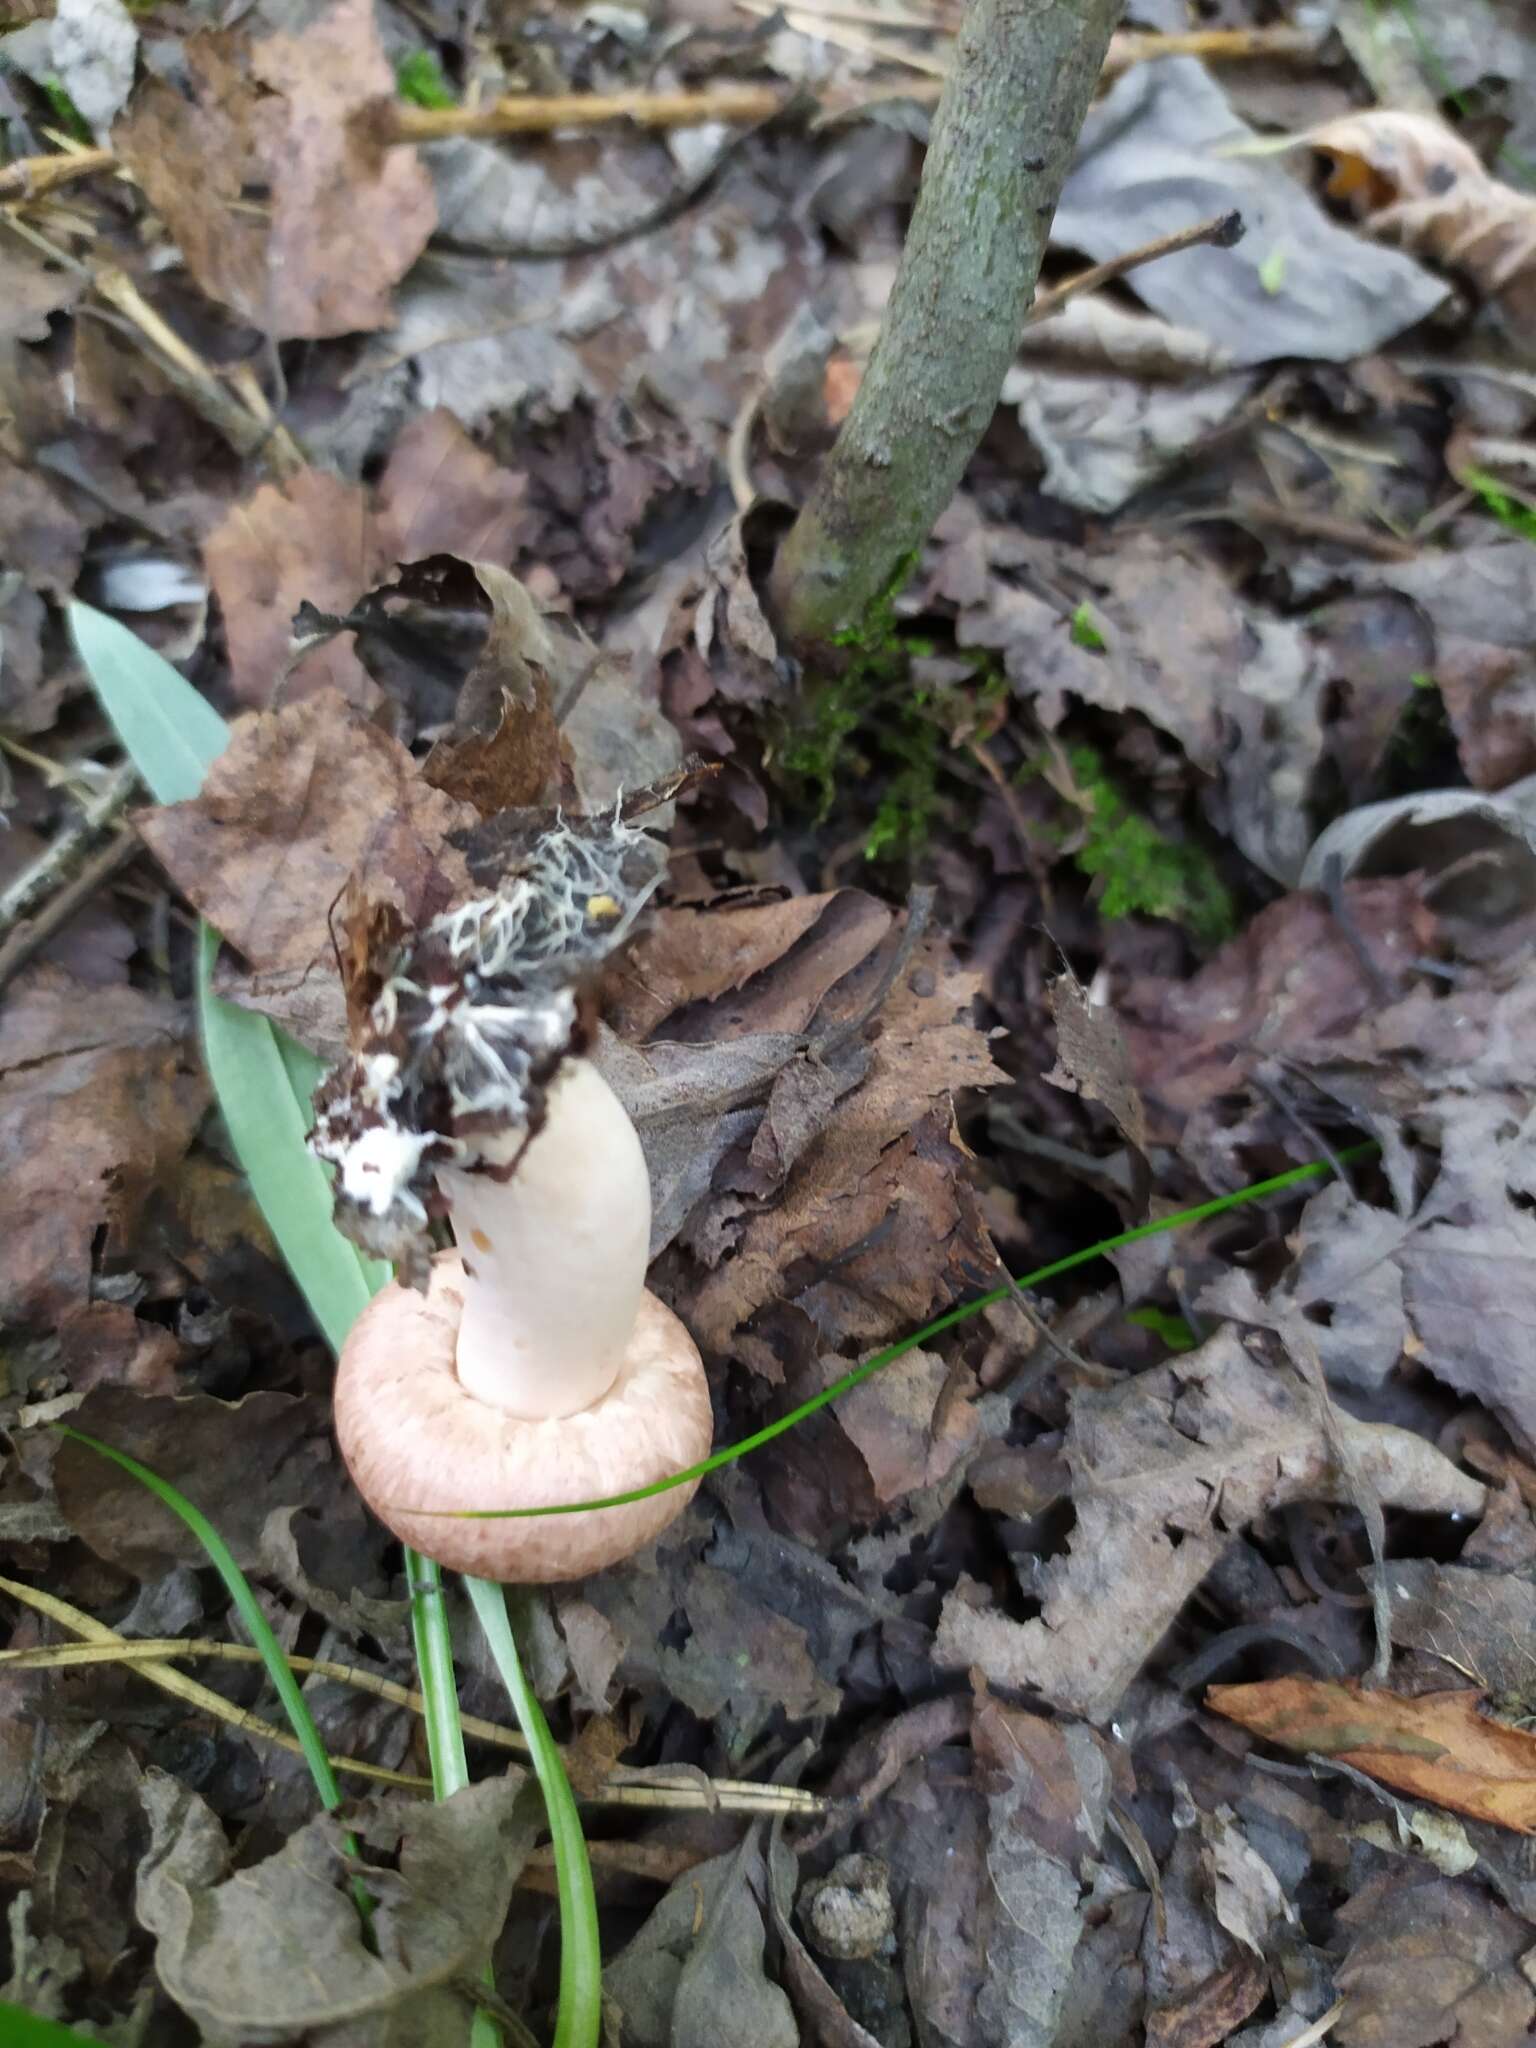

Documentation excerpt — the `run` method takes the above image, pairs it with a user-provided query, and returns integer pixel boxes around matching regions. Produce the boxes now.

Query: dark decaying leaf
[0,968,207,1327]
[51,1385,364,1578]
[1334,1866,1536,2048]
[138,1769,537,2041]
[604,1828,797,2048]
[1375,1559,1536,1715]
[935,1325,1484,1723]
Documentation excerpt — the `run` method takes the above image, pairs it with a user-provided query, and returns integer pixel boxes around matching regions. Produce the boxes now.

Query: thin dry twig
[390,83,786,142]
[0,25,1325,211]
[1024,210,1244,326]
[0,1585,826,1813]
[0,828,139,995]
[0,757,139,942]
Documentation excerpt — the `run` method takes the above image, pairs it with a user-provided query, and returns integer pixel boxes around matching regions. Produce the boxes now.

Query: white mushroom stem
[438,1057,652,1421]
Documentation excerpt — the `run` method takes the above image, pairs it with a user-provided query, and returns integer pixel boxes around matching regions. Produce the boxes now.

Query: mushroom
[312,812,712,1580]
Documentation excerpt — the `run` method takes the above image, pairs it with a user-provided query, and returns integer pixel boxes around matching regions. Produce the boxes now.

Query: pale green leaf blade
[68,601,229,804]
[198,931,387,1351]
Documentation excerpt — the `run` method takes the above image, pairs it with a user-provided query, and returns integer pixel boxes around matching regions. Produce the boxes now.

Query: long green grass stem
[464,1581,602,2048]
[57,1428,376,1937]
[427,1143,1377,1525]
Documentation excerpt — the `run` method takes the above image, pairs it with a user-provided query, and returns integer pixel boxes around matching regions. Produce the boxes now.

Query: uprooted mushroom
[311,805,712,1580]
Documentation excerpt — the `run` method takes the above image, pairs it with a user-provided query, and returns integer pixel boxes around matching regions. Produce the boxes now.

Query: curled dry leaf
[935,1324,1485,1723]
[1207,1677,1536,1835]
[1297,110,1536,332]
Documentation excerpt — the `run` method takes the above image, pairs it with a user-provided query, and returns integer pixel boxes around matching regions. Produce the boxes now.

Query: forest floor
[5,0,1536,2043]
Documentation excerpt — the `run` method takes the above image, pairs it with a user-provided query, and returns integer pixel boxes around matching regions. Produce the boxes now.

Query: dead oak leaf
[1208,1677,1536,1835]
[114,0,434,338]
[935,1326,1485,1723]
[0,969,206,1327]
[203,468,388,709]
[136,689,474,1056]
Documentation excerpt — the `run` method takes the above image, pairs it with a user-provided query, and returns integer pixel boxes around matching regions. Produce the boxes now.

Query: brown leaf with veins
[204,469,388,709]
[0,969,207,1327]
[608,891,893,1044]
[137,690,474,1057]
[114,0,434,338]
[935,1325,1485,1723]
[1207,1677,1536,1834]
[685,932,1006,1354]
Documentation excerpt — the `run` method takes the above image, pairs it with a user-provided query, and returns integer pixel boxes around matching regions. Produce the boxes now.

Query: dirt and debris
[6,1,1536,2043]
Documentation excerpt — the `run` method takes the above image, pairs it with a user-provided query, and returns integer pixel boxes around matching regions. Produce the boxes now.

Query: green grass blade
[54,1427,374,1932]
[57,1428,346,1808]
[0,2005,104,2046]
[465,1580,601,2048]
[433,1143,1378,1524]
[198,929,389,1350]
[69,603,229,804]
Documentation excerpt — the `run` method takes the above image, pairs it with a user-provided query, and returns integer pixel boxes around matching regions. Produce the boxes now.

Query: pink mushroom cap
[335,1251,713,1580]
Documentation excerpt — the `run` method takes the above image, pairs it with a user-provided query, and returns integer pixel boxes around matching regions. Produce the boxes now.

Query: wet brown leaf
[114,0,435,339]
[1207,1678,1536,1833]
[0,969,206,1327]
[203,468,388,710]
[935,1325,1484,1723]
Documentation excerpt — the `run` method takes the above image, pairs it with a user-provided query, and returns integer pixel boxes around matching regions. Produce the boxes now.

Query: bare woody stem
[770,0,1122,653]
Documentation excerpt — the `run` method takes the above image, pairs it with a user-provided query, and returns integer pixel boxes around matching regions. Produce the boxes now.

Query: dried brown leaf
[0,969,206,1326]
[376,408,532,569]
[1045,962,1148,1162]
[420,564,567,814]
[1334,1867,1536,2048]
[137,689,474,1055]
[203,468,388,710]
[1207,1678,1536,1833]
[1301,110,1536,329]
[114,0,434,338]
